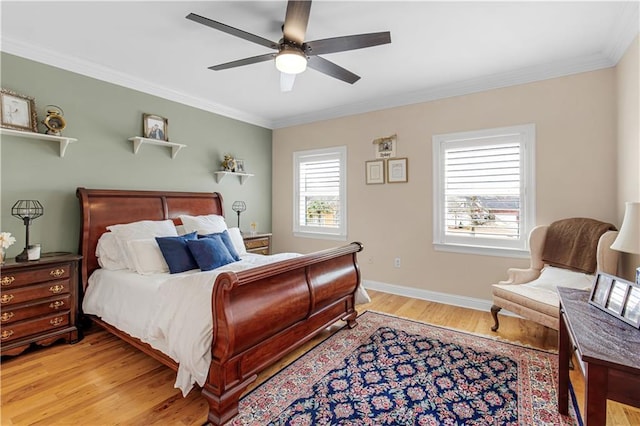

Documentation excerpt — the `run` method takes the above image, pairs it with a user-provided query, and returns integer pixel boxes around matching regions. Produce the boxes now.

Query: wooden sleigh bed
[76,187,363,425]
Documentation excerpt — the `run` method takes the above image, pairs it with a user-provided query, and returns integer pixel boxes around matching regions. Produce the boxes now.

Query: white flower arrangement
[0,232,16,249]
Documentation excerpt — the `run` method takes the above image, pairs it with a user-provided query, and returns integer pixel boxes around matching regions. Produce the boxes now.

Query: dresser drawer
[1,263,71,289]
[0,312,70,343]
[0,295,71,324]
[0,280,70,306]
[245,237,269,250]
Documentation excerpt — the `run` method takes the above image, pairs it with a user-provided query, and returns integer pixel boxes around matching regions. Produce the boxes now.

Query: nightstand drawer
[1,312,70,343]
[0,280,70,306]
[1,263,71,289]
[1,295,71,324]
[245,237,269,250]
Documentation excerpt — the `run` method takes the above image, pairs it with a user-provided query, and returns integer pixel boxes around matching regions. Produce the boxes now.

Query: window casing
[432,124,535,257]
[293,146,347,240]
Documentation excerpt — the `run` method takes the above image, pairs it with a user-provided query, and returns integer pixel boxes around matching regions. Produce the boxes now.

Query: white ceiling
[1,1,638,129]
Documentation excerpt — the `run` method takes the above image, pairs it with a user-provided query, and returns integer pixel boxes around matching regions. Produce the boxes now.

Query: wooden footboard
[203,242,362,424]
[76,188,363,425]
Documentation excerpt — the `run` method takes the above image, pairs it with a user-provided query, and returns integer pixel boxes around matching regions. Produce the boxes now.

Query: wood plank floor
[2,289,639,425]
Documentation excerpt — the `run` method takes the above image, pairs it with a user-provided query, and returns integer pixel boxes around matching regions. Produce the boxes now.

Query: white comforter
[83,253,370,395]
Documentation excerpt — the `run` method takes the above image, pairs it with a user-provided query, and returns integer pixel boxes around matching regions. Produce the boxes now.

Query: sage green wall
[0,53,272,258]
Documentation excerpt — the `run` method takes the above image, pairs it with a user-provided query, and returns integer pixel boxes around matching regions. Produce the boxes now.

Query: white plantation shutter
[433,124,535,256]
[294,146,347,240]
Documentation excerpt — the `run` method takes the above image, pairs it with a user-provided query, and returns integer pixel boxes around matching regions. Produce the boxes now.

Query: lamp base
[15,248,29,262]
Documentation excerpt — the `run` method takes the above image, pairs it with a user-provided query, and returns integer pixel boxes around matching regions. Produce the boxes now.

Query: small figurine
[221,155,237,172]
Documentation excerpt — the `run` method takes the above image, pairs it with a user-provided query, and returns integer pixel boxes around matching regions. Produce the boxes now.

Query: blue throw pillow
[187,235,237,271]
[199,230,241,261]
[155,232,198,274]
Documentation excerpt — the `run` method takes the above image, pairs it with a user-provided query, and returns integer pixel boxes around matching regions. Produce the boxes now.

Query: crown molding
[272,52,616,128]
[603,1,639,64]
[1,37,273,129]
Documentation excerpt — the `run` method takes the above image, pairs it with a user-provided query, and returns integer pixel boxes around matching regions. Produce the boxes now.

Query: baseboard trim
[362,279,518,317]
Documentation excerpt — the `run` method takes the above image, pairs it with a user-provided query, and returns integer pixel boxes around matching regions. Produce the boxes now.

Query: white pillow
[95,232,127,270]
[107,220,178,270]
[227,227,247,256]
[532,266,594,292]
[180,214,228,235]
[127,239,169,275]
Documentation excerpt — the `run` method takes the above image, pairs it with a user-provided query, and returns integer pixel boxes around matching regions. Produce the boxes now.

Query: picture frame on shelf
[365,159,385,184]
[0,88,38,132]
[235,159,245,173]
[387,157,408,183]
[143,113,168,141]
[589,272,640,328]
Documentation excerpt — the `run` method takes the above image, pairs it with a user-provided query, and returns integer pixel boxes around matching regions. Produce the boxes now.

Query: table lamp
[12,200,44,262]
[232,201,246,229]
[610,201,640,283]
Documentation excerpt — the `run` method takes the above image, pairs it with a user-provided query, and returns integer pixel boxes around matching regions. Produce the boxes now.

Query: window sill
[294,231,347,242]
[433,243,530,259]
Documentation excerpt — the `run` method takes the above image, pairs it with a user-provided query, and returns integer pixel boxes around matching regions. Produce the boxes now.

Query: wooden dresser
[1,252,82,357]
[243,233,272,255]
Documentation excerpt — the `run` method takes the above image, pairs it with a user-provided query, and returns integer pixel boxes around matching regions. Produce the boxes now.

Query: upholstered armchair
[490,220,619,331]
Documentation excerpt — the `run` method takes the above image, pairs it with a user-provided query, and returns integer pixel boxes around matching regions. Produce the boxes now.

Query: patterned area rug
[229,311,580,425]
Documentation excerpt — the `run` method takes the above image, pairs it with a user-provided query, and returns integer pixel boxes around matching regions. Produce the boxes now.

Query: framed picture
[143,113,168,141]
[1,88,38,132]
[589,272,640,328]
[387,157,408,183]
[365,160,385,184]
[373,134,396,159]
[235,159,246,173]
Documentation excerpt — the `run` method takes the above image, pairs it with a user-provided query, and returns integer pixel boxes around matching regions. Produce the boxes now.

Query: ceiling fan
[186,1,391,91]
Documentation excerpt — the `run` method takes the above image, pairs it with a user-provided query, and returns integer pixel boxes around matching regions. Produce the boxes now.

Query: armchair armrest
[499,267,542,285]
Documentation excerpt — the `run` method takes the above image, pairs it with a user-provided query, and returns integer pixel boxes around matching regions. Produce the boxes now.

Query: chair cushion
[492,266,594,318]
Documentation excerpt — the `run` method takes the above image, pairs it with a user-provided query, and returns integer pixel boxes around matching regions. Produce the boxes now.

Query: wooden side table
[243,233,272,255]
[1,252,82,356]
[558,287,640,425]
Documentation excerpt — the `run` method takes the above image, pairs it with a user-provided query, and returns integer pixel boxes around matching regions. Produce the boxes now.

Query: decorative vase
[0,248,5,265]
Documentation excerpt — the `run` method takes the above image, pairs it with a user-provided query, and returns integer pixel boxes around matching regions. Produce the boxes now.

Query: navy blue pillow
[199,230,241,261]
[155,232,198,274]
[186,235,237,271]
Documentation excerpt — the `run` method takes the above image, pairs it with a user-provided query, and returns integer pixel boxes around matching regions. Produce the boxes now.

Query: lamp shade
[610,201,640,254]
[11,200,44,220]
[275,49,307,74]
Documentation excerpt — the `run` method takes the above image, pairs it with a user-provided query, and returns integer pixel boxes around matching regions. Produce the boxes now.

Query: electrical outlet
[394,257,401,268]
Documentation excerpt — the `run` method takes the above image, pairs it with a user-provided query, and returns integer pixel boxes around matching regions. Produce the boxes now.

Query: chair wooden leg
[490,305,501,332]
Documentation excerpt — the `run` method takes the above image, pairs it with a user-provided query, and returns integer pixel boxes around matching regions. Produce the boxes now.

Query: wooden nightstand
[0,252,82,357]
[243,233,272,255]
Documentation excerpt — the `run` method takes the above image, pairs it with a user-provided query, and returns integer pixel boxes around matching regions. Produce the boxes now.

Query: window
[432,124,535,256]
[293,146,347,240]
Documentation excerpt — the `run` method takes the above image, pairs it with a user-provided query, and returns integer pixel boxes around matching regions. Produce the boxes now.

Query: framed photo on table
[143,113,168,141]
[365,160,385,184]
[0,88,38,132]
[589,272,640,328]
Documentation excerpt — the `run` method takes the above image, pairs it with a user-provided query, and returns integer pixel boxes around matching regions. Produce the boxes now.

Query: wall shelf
[0,128,78,157]
[214,171,254,185]
[128,136,186,159]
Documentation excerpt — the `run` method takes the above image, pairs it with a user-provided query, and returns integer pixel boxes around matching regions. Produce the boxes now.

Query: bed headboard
[76,187,224,291]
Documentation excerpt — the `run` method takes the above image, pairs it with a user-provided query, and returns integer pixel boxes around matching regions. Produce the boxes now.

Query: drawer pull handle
[1,330,14,340]
[50,268,65,278]
[50,317,64,326]
[1,312,14,322]
[0,294,14,304]
[1,276,15,286]
[49,301,65,309]
[49,284,64,294]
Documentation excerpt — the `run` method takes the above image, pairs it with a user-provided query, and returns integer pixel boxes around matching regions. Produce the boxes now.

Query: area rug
[228,311,581,425]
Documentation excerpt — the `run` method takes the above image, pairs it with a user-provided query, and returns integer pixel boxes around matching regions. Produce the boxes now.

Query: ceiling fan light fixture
[275,48,307,74]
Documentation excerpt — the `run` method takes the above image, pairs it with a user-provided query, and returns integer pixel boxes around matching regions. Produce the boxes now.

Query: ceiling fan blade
[283,1,312,45]
[307,56,360,84]
[304,32,391,56]
[186,13,278,50]
[280,72,297,92]
[209,53,276,71]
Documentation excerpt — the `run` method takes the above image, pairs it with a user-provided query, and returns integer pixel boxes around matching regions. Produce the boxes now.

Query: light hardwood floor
[2,290,639,425]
